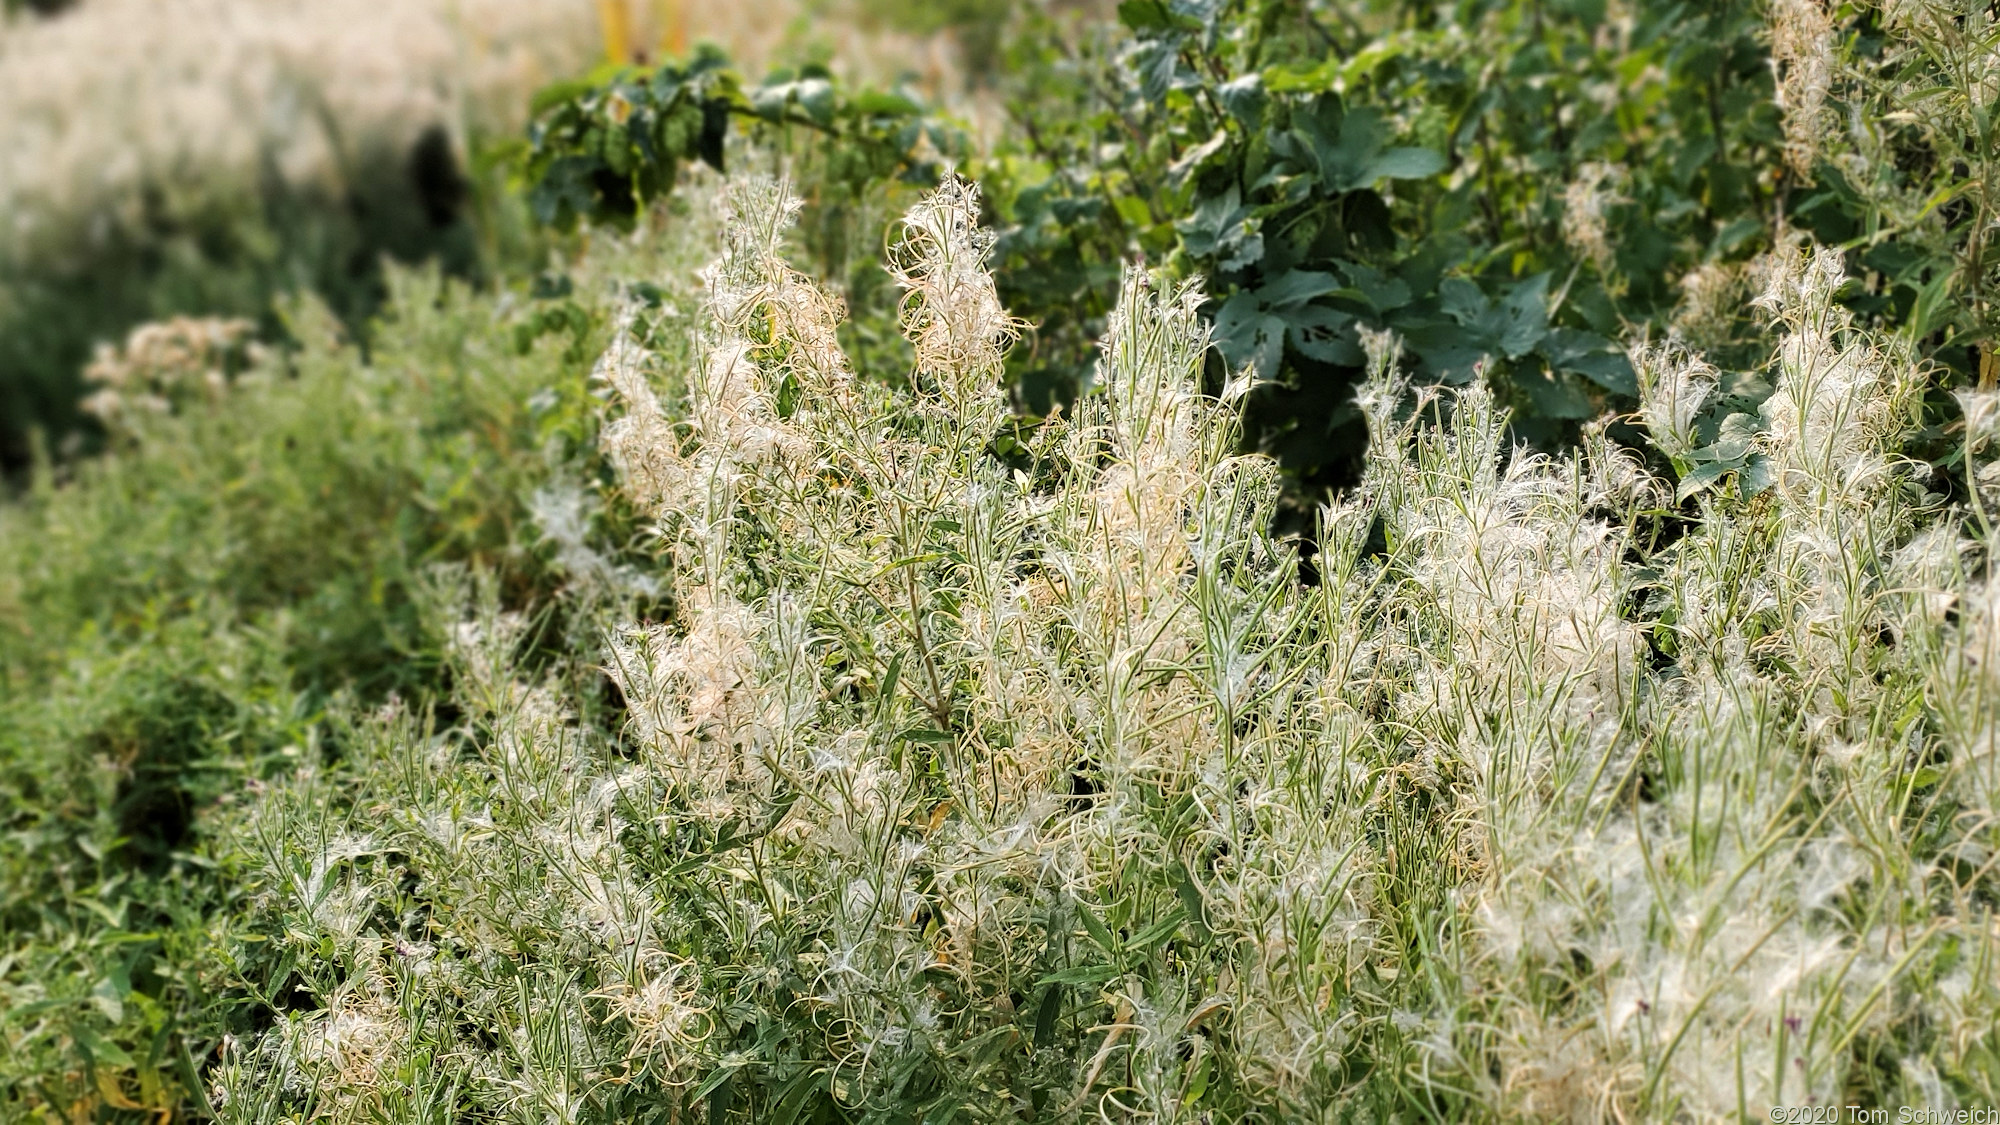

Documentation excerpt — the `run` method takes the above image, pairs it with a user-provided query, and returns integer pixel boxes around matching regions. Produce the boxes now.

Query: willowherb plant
[213,174,2000,1122]
[1449,245,1996,1120]
[1561,162,1626,287]
[1631,339,1719,470]
[1769,0,1838,177]
[1845,0,2000,358]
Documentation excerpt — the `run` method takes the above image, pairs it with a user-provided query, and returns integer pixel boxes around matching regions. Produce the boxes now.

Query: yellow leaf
[96,1070,145,1111]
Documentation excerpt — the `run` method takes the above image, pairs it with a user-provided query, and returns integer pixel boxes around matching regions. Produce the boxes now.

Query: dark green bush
[980,0,1995,510]
[982,0,1773,488]
[511,49,962,233]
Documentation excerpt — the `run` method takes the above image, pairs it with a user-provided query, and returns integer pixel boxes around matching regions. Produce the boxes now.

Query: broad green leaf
[1168,129,1232,185]
[1516,367,1595,419]
[1129,38,1199,102]
[1117,0,1197,31]
[1739,453,1777,497]
[1284,305,1362,365]
[75,1026,136,1070]
[1361,146,1445,183]
[1496,274,1552,359]
[752,77,836,126]
[1217,74,1267,126]
[1178,187,1258,264]
[1542,327,1635,394]
[529,78,597,117]
[1255,270,1340,309]
[1333,262,1412,311]
[1676,459,1734,502]
[1709,412,1762,462]
[1262,58,1342,93]
[1213,293,1287,378]
[91,972,127,1024]
[848,90,922,117]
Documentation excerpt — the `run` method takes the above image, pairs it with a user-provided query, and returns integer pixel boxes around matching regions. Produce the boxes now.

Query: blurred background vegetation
[0,0,989,477]
[2,0,1996,1116]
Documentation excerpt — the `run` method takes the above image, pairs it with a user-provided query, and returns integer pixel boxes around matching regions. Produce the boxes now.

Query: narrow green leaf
[1128,907,1186,952]
[768,1065,825,1125]
[1038,962,1118,986]
[1034,984,1064,1047]
[1076,903,1118,953]
[691,1058,744,1103]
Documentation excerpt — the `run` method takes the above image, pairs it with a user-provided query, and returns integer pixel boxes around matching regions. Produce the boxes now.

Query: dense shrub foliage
[978,0,1999,502]
[0,230,699,1116]
[5,0,2000,1120]
[516,49,962,234]
[519,0,1999,516]
[201,176,2000,1122]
